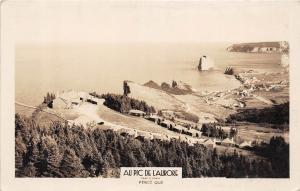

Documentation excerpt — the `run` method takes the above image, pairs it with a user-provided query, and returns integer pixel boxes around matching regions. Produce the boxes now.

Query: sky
[1,0,294,44]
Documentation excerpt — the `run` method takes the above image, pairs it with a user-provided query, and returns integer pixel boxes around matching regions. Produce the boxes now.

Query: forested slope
[15,114,288,178]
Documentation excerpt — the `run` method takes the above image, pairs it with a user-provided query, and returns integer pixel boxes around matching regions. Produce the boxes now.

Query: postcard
[1,1,300,191]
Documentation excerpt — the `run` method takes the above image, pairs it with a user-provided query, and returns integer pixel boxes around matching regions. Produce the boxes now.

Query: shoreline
[14,66,290,170]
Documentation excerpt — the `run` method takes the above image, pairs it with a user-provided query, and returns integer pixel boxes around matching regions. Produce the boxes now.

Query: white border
[1,1,300,191]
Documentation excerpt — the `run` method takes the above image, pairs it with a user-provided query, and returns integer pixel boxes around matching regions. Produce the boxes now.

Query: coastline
[15,64,289,143]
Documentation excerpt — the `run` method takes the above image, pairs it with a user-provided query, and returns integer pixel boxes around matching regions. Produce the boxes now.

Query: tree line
[90,92,156,114]
[15,114,288,178]
[43,92,56,108]
[249,136,289,178]
[201,124,237,139]
[227,102,289,128]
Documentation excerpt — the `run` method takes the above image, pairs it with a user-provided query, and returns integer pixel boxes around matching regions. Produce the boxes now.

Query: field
[97,104,179,136]
[235,123,289,143]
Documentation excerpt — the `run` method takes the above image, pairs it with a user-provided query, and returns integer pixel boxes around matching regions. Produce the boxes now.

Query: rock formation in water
[224,67,234,75]
[198,56,214,71]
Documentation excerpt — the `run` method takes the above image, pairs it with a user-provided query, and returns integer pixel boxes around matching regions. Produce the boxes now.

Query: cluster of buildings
[143,113,202,138]
[52,91,102,109]
[53,91,254,150]
[115,125,253,150]
[127,110,253,149]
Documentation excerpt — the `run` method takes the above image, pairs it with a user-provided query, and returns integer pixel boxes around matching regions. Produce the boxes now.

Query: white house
[221,137,235,147]
[129,109,146,117]
[146,114,162,124]
[160,120,174,129]
[203,139,216,148]
[239,141,253,148]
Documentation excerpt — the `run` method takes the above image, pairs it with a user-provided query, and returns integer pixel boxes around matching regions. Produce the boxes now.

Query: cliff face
[143,80,193,95]
[227,41,289,53]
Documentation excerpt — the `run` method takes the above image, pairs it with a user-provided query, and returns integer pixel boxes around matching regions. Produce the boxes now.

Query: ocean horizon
[16,42,283,107]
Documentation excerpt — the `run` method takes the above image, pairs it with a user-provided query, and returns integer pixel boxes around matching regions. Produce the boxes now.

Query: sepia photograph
[1,0,300,191]
[15,42,290,178]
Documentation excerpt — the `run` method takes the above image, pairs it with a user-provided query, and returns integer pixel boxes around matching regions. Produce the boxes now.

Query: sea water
[15,43,283,107]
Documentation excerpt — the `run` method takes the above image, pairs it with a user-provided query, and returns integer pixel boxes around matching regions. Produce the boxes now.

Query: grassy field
[128,81,185,111]
[214,144,265,160]
[15,105,35,117]
[228,123,289,143]
[175,93,235,122]
[238,126,288,143]
[97,104,179,136]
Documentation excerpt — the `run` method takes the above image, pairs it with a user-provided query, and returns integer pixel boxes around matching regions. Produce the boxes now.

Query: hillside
[15,114,289,178]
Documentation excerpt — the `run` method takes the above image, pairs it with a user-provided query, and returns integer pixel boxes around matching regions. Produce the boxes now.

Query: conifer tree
[60,147,84,177]
[24,161,36,177]
[15,135,26,177]
[123,81,131,96]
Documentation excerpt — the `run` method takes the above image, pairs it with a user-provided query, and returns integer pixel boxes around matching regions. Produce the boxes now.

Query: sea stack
[198,56,214,71]
[224,67,234,75]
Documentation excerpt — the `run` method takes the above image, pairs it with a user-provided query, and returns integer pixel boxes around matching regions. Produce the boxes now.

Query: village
[23,59,289,160]
[44,89,264,158]
[15,62,289,161]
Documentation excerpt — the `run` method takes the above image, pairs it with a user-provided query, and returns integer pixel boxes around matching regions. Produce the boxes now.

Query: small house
[146,114,162,124]
[203,139,216,149]
[182,128,192,136]
[182,128,201,137]
[239,141,253,149]
[170,125,184,133]
[71,101,79,105]
[160,120,174,129]
[129,109,146,117]
[86,98,97,105]
[221,138,235,147]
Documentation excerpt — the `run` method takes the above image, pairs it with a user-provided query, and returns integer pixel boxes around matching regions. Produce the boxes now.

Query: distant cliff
[227,41,289,53]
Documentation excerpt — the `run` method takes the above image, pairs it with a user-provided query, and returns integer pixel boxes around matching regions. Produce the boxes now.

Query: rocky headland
[226,41,289,53]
